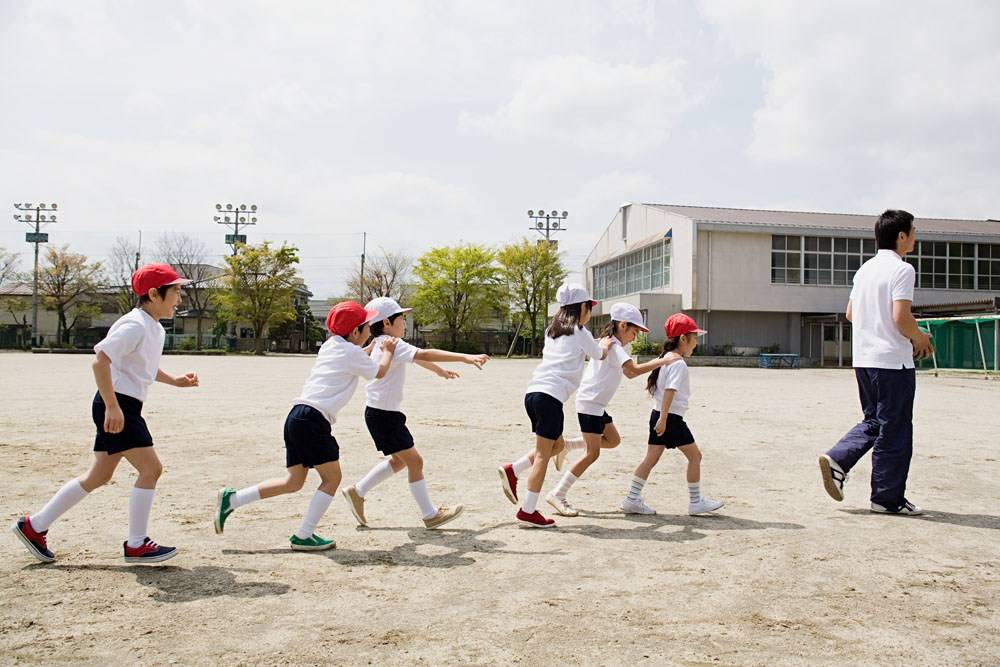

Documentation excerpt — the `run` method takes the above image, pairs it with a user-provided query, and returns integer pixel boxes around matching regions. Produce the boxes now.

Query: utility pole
[359,231,367,302]
[12,202,58,347]
[214,203,258,255]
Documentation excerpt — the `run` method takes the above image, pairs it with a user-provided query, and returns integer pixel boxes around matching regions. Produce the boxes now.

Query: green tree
[215,242,300,355]
[497,238,567,356]
[413,244,502,350]
[38,245,103,344]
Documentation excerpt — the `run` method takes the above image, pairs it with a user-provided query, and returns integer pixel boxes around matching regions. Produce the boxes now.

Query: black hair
[547,301,591,339]
[370,312,404,338]
[875,209,914,250]
[646,336,682,395]
[601,319,639,340]
[138,285,171,305]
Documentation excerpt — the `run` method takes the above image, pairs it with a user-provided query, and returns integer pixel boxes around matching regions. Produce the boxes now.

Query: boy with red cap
[213,301,399,551]
[621,312,725,516]
[12,263,199,564]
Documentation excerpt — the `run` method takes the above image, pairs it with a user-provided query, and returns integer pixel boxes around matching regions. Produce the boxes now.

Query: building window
[591,238,671,300]
[978,243,1000,290]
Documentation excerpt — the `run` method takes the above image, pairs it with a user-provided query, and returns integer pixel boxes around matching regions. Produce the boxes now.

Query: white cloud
[461,55,695,157]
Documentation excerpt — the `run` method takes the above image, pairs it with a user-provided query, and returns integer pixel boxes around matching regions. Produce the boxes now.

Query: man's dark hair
[370,312,404,338]
[875,209,914,250]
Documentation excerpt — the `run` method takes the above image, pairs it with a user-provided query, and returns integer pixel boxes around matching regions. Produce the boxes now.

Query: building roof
[644,204,1000,237]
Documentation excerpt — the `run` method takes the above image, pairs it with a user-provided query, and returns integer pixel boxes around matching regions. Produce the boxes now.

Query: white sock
[563,436,587,451]
[511,454,533,478]
[31,479,89,532]
[127,487,156,548]
[230,486,260,509]
[295,490,334,540]
[552,472,578,499]
[409,479,437,519]
[522,490,540,514]
[688,482,701,503]
[626,475,646,502]
[356,459,397,498]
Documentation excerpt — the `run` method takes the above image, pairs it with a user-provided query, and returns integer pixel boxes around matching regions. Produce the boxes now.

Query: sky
[2,1,998,298]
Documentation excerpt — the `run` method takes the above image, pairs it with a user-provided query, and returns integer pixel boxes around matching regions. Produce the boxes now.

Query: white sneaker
[546,493,579,517]
[871,500,923,516]
[621,497,657,515]
[688,497,724,515]
[818,454,848,502]
[553,446,567,472]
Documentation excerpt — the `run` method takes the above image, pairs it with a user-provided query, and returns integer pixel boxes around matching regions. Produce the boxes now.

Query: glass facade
[592,238,671,300]
[772,235,1000,291]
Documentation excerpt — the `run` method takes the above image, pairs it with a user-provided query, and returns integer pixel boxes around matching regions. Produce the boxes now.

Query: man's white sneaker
[688,497,724,515]
[871,500,923,516]
[621,497,657,515]
[818,454,848,502]
[545,493,579,517]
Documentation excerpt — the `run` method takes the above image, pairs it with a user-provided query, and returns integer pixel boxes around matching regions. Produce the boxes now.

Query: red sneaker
[498,464,518,505]
[516,509,555,528]
[123,537,178,564]
[11,516,55,563]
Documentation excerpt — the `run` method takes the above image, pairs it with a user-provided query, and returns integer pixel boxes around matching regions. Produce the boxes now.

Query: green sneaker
[214,487,235,534]
[289,534,336,551]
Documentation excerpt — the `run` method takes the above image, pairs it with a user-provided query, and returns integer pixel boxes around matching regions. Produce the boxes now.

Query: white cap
[364,296,412,323]
[609,303,649,332]
[555,283,597,307]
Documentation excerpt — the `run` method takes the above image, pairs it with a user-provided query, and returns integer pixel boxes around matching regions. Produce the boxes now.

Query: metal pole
[975,321,989,379]
[359,231,367,301]
[31,213,40,348]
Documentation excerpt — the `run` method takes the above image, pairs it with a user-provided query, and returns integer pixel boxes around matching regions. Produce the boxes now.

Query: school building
[583,203,1000,366]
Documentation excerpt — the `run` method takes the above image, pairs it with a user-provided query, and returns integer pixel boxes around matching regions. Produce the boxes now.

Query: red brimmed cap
[664,312,707,338]
[131,263,191,296]
[326,301,381,337]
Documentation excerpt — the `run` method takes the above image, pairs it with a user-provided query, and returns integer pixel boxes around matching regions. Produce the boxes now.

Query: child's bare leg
[678,444,701,484]
[28,453,119,533]
[79,452,124,492]
[394,447,440,519]
[601,424,622,449]
[392,448,424,483]
[257,465,309,499]
[569,432,605,478]
[313,461,343,496]
[122,447,163,490]
[633,445,665,481]
[294,461,341,540]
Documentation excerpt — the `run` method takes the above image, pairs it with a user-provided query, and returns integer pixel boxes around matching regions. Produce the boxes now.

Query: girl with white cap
[341,296,489,530]
[544,302,682,517]
[622,312,725,516]
[499,283,613,528]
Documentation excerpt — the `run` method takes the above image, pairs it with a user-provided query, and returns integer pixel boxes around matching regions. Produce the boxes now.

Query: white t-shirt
[365,335,420,412]
[294,335,380,424]
[526,327,605,403]
[849,250,916,370]
[93,308,166,402]
[651,359,690,417]
[576,339,632,416]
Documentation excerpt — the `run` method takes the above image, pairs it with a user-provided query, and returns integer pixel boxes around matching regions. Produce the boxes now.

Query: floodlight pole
[215,203,259,256]
[13,202,58,347]
[527,209,569,334]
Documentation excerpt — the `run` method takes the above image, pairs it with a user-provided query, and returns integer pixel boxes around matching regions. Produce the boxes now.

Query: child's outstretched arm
[654,389,676,436]
[622,351,683,379]
[415,359,459,379]
[156,368,199,387]
[375,337,400,379]
[414,349,489,370]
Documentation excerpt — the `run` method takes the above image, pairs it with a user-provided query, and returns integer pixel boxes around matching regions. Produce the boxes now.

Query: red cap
[326,301,381,337]
[131,263,191,296]
[664,312,707,338]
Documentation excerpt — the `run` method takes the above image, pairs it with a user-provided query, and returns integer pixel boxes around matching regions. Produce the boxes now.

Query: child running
[12,264,198,564]
[499,283,613,528]
[341,296,488,530]
[213,301,398,551]
[621,312,724,516]
[545,303,682,517]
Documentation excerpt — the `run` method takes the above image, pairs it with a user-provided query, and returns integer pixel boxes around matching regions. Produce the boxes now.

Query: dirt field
[1,353,997,666]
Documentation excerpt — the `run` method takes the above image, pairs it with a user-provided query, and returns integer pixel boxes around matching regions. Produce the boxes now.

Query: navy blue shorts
[524,392,564,441]
[284,404,340,468]
[93,392,154,454]
[578,411,613,435]
[648,410,695,448]
[365,407,415,455]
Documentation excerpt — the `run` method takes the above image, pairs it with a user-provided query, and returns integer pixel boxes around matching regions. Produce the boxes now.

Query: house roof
[644,204,1000,237]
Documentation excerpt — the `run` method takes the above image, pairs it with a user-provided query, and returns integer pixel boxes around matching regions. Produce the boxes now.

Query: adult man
[819,209,934,515]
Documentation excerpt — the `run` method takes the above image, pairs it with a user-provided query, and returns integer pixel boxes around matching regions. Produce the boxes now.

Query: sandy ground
[0,353,997,666]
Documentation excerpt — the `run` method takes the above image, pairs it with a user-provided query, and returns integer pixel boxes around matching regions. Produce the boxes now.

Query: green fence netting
[916,316,999,371]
